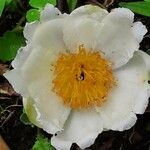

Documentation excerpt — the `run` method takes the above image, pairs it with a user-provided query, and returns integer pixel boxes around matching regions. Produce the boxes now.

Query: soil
[0,0,150,150]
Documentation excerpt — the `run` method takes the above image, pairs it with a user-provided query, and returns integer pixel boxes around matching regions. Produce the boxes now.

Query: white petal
[6,18,70,134]
[96,51,150,131]
[64,7,146,69]
[23,97,42,127]
[23,43,70,133]
[97,8,144,68]
[63,5,108,51]
[19,46,70,134]
[132,21,147,43]
[12,45,31,69]
[21,19,66,83]
[32,18,66,50]
[24,4,65,43]
[51,109,103,150]
[40,4,62,22]
[138,50,150,71]
[71,5,108,21]
[4,69,28,97]
[23,22,39,42]
[6,46,70,135]
[136,50,150,96]
[23,95,70,135]
[28,76,71,134]
[63,17,102,51]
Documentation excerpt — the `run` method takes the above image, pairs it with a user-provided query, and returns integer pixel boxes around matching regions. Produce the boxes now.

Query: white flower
[4,4,150,150]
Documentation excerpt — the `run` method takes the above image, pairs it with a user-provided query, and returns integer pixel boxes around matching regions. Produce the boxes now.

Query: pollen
[52,45,115,109]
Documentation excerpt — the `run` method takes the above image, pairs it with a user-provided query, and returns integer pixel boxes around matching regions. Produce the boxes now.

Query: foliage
[119,0,150,17]
[32,134,55,150]
[29,0,56,9]
[0,0,5,16]
[26,9,40,22]
[67,0,77,12]
[26,0,57,22]
[0,0,15,16]
[0,29,25,61]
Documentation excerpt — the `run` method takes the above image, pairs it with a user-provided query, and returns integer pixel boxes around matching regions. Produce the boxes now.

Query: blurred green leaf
[67,0,77,12]
[6,0,17,11]
[5,0,12,5]
[144,0,150,2]
[0,0,6,16]
[119,2,150,17]
[26,9,40,22]
[50,0,57,6]
[0,30,25,61]
[32,134,55,150]
[29,0,56,9]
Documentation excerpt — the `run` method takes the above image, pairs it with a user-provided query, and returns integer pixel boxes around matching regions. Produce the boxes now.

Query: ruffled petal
[132,21,147,43]
[5,18,69,134]
[11,45,31,69]
[24,4,64,41]
[70,5,108,21]
[19,28,69,134]
[96,51,150,131]
[31,18,66,50]
[63,5,108,51]
[23,22,39,43]
[63,7,147,68]
[40,4,62,22]
[4,69,28,97]
[63,17,102,51]
[28,74,71,134]
[51,109,103,150]
[96,8,146,68]
[21,19,67,84]
[23,97,41,127]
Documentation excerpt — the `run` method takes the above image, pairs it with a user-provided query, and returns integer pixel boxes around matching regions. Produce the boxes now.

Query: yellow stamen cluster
[52,45,115,109]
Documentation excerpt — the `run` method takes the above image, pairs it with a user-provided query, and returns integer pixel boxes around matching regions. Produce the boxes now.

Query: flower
[4,4,150,150]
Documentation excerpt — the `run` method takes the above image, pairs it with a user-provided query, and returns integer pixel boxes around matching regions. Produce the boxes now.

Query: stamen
[52,45,116,109]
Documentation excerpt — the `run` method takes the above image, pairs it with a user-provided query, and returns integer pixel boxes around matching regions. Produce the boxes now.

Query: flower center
[52,45,115,109]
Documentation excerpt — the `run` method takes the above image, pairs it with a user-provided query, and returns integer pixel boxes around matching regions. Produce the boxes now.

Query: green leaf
[20,111,33,126]
[119,2,150,17]
[5,0,17,11]
[144,0,150,2]
[26,9,40,22]
[0,0,6,16]
[32,135,55,150]
[5,0,12,5]
[50,0,57,6]
[0,30,25,61]
[29,0,56,9]
[67,0,77,12]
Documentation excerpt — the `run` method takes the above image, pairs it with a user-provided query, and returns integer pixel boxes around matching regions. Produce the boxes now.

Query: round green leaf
[26,9,40,22]
[32,135,55,150]
[29,0,56,9]
[0,31,25,61]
